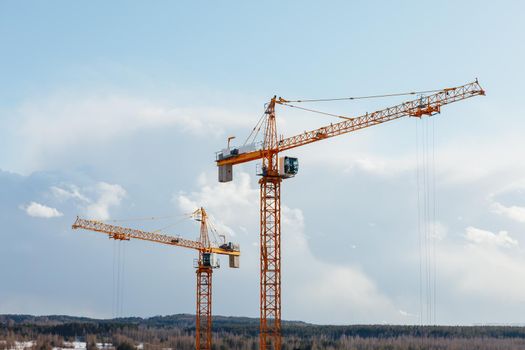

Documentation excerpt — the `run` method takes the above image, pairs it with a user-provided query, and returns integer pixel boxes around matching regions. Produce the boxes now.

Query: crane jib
[216,80,484,169]
[72,217,240,256]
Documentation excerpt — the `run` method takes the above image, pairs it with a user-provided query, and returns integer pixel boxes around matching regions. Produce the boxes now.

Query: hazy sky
[1,1,525,325]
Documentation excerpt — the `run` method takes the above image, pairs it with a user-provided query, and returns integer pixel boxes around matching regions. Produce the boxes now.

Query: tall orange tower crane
[216,80,485,350]
[72,207,240,350]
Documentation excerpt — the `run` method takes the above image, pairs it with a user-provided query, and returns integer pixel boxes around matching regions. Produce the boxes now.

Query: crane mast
[216,80,485,350]
[72,208,240,350]
[259,99,282,349]
[195,208,213,350]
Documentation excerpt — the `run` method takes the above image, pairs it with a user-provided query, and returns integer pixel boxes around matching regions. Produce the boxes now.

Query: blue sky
[1,1,525,325]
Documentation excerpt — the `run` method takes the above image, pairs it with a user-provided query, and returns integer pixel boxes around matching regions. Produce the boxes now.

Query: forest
[1,314,525,350]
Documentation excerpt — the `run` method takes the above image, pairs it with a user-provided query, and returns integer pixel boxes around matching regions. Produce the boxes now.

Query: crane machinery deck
[72,207,240,350]
[215,80,485,350]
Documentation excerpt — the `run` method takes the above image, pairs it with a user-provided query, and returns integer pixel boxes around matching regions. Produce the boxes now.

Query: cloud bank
[52,182,127,220]
[24,202,63,218]
[464,226,518,248]
[176,171,402,324]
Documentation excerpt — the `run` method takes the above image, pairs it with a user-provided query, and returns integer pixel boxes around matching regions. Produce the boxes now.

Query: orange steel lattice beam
[259,99,282,350]
[72,217,239,257]
[276,80,484,151]
[196,266,212,350]
[259,176,281,350]
[196,208,213,350]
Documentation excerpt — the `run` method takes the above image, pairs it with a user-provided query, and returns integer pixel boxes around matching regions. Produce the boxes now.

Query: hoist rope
[432,117,438,325]
[425,120,432,325]
[416,117,438,327]
[105,214,187,223]
[112,240,117,318]
[283,88,443,103]
[111,239,127,319]
[278,102,353,120]
[113,240,122,318]
[415,120,423,326]
[119,241,126,318]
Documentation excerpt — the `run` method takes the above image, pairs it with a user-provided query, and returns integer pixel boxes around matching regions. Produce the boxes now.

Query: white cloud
[24,202,63,218]
[280,207,397,323]
[399,309,416,318]
[8,91,253,173]
[51,185,90,203]
[429,221,448,240]
[175,171,402,324]
[491,202,525,223]
[464,226,518,248]
[489,178,525,196]
[486,179,525,223]
[438,233,525,303]
[343,155,415,177]
[84,182,127,220]
[176,171,258,227]
[298,145,415,178]
[52,182,127,220]
[289,123,525,189]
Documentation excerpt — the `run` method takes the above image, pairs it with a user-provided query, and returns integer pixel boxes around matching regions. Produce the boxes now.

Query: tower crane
[72,207,240,350]
[215,80,485,350]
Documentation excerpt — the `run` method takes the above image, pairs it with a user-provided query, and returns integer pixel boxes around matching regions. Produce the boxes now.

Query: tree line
[1,314,525,350]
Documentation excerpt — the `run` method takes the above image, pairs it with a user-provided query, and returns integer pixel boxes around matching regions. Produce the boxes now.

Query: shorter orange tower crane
[72,207,240,350]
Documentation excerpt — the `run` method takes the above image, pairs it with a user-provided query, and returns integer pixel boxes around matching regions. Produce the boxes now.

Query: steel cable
[283,88,443,103]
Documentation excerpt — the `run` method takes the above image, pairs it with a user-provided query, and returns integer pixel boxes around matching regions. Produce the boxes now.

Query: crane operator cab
[202,253,220,268]
[279,156,299,179]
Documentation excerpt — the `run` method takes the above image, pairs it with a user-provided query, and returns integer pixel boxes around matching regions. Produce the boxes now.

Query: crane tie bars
[282,87,446,103]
